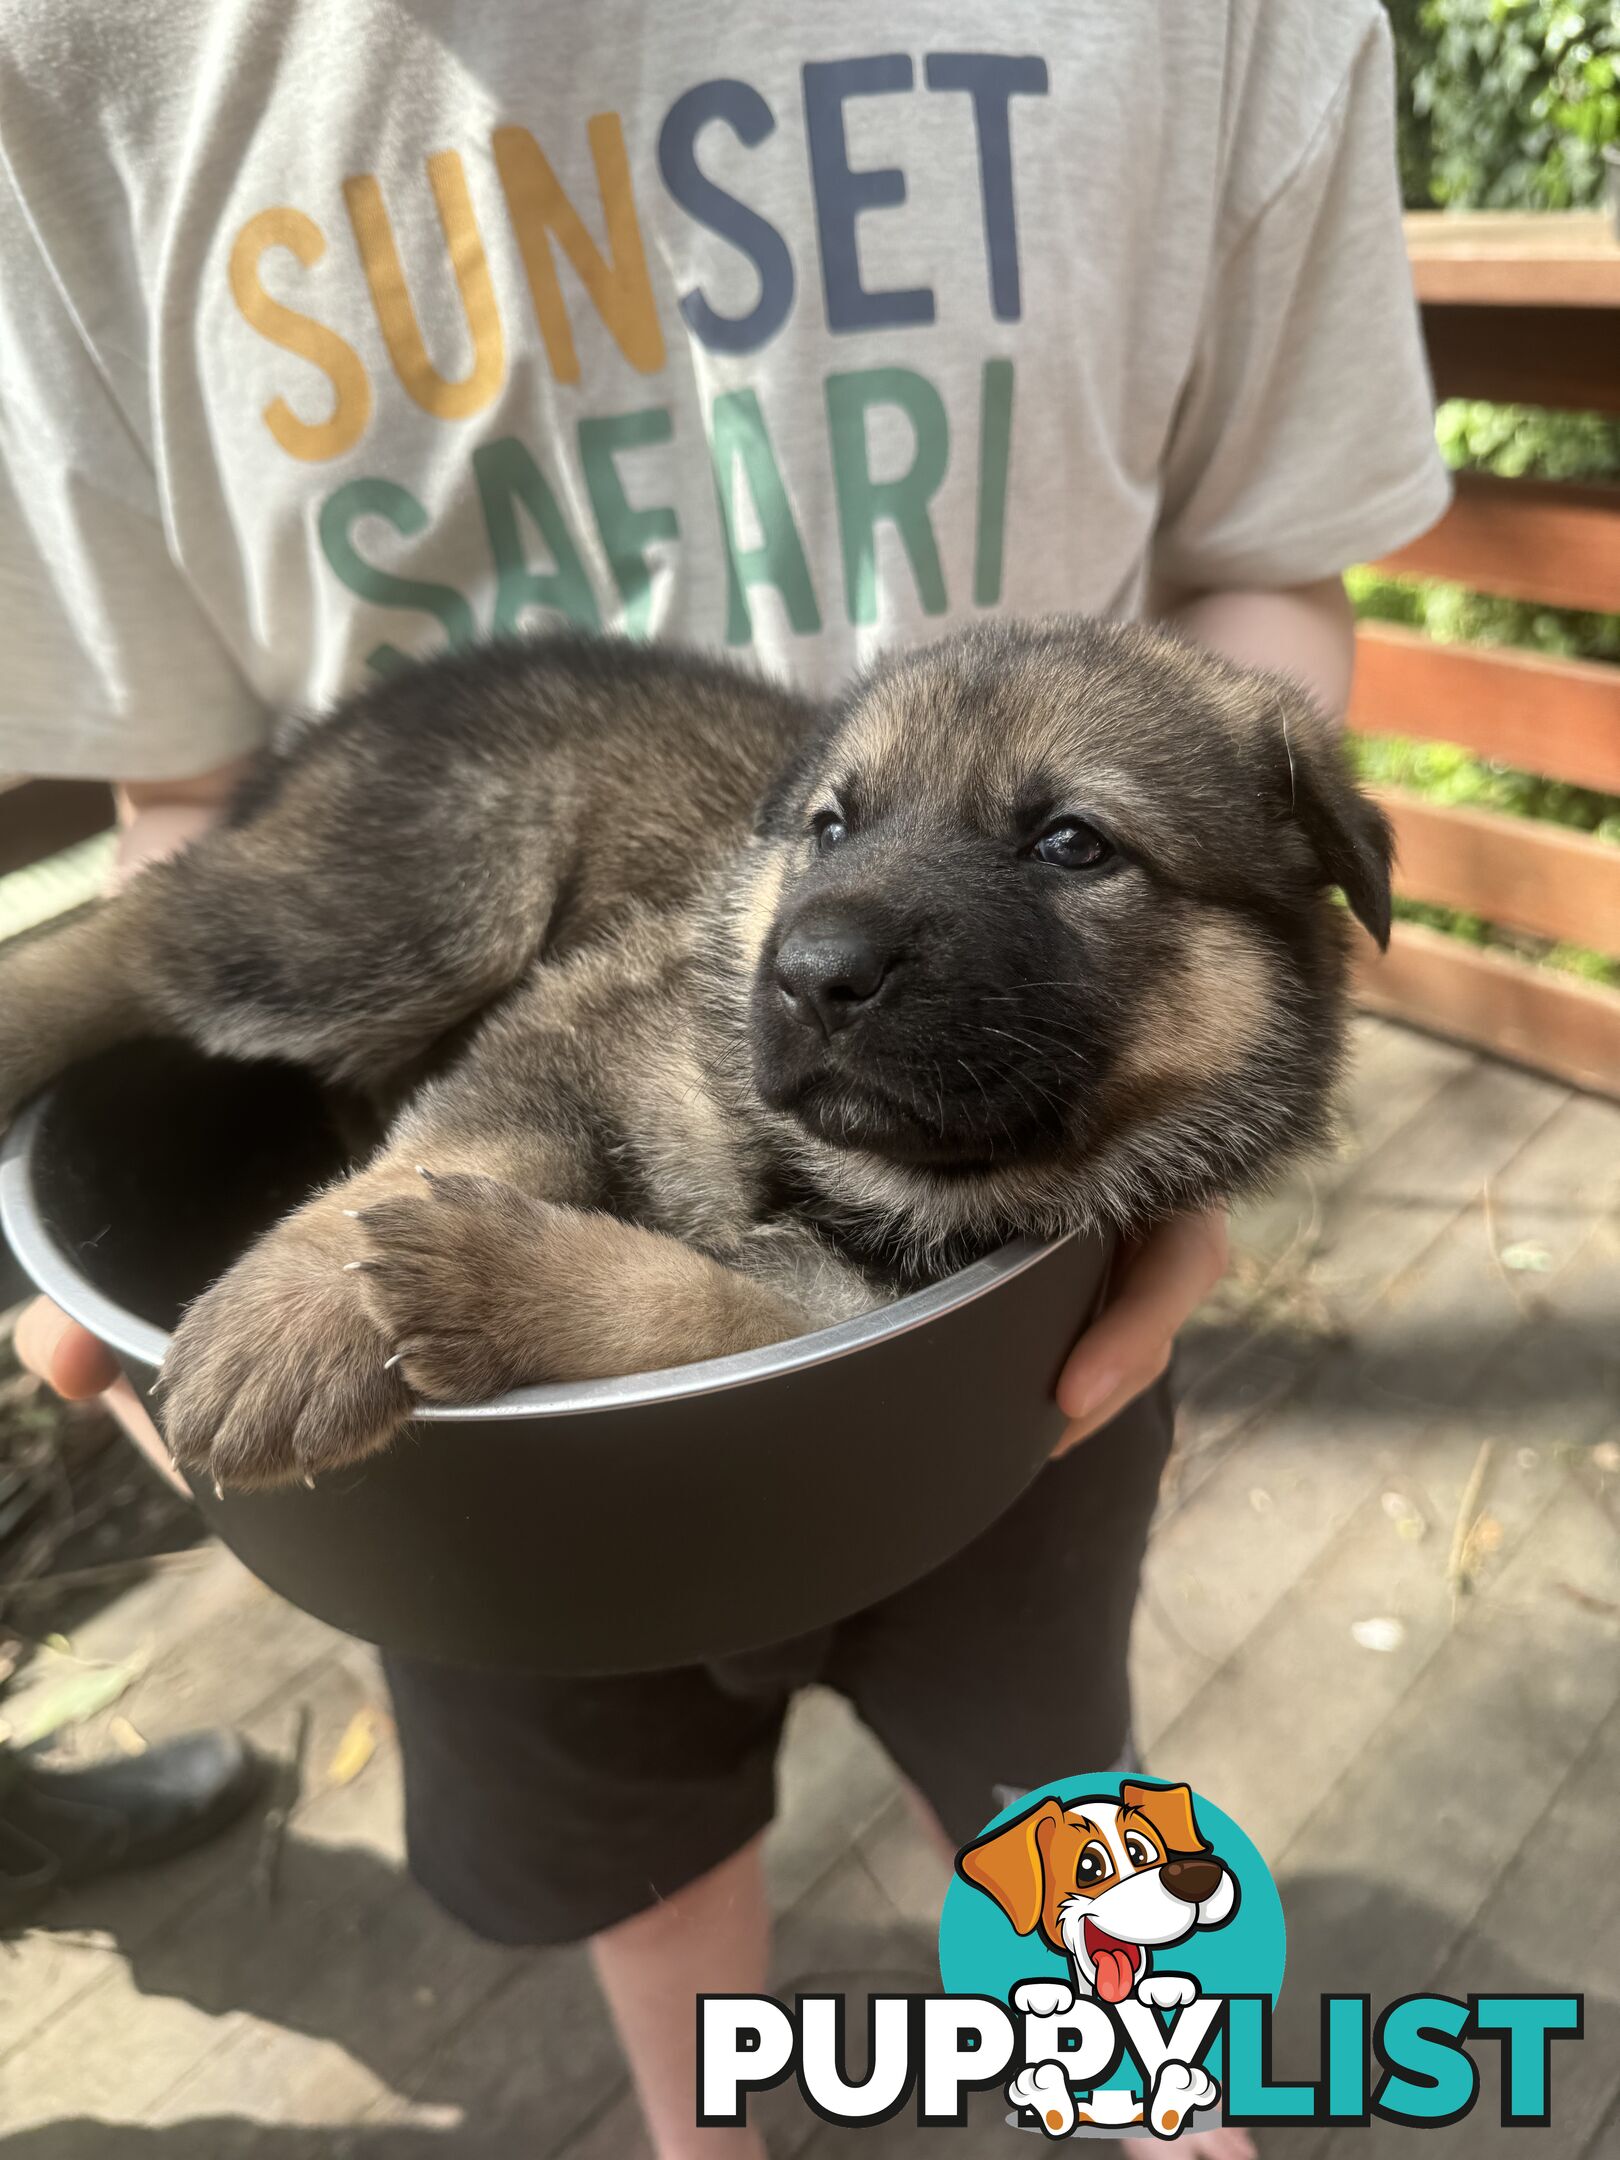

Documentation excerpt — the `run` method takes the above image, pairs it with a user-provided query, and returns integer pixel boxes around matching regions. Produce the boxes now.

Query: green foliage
[1386,1,1620,210]
[1386,897,1620,989]
[1435,397,1620,482]
[1348,723,1620,839]
[1346,558,1620,667]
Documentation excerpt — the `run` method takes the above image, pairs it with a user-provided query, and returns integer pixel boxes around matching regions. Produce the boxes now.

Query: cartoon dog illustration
[958,1781,1238,2138]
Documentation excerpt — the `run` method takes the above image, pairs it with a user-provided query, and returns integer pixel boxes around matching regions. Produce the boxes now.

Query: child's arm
[1161,576,1357,720]
[1053,576,1358,1446]
[12,758,247,1407]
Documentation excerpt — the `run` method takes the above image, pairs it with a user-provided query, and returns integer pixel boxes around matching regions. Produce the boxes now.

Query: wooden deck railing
[1348,210,1620,1100]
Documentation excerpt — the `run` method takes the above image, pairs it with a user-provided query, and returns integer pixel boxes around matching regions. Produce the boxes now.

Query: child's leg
[591,1834,770,2160]
[380,1649,796,2156]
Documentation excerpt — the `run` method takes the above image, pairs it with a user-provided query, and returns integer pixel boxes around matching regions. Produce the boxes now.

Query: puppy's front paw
[350,1169,560,1403]
[1136,1972,1199,2011]
[158,1232,410,1491]
[1012,1979,1077,2019]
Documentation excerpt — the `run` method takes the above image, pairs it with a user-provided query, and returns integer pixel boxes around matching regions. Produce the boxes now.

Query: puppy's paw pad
[1008,2061,1075,2138]
[1013,1980,1077,2019]
[1150,2059,1218,2137]
[1137,1972,1199,2011]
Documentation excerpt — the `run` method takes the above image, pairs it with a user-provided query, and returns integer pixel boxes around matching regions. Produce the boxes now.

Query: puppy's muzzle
[1160,1858,1224,1905]
[773,911,892,1037]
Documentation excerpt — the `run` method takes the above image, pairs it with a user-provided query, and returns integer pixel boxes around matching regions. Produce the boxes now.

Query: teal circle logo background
[938,1776,1286,2087]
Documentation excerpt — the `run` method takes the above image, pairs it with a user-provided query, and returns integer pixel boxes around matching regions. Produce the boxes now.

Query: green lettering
[824,367,949,625]
[317,478,477,675]
[473,437,601,636]
[973,358,1014,607]
[709,389,822,646]
[579,407,679,637]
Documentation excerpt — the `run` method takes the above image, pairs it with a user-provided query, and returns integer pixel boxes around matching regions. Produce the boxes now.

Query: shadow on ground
[3,1845,1609,2156]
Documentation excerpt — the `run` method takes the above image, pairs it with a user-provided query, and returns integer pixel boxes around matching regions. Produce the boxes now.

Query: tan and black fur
[0,620,1391,1491]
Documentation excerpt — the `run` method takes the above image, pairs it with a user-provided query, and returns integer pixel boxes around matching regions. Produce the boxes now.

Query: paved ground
[1,1017,1616,2157]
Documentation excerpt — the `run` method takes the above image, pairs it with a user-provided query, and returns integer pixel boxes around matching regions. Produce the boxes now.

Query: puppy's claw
[415,1163,436,1183]
[382,1351,404,1372]
[302,1473,316,1489]
[212,1477,224,1501]
[343,1259,374,1274]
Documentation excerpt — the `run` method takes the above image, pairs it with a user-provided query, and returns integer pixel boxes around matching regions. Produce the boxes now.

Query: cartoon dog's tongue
[1083,1921,1139,2003]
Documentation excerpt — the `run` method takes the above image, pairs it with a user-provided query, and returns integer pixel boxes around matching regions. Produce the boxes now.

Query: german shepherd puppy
[0,620,1391,1491]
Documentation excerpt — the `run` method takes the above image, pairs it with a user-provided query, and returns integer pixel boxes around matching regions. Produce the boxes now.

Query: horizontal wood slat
[1349,623,1620,796]
[1374,473,1620,616]
[1378,788,1620,954]
[1356,922,1620,1098]
[1405,210,1620,308]
[1423,303,1620,417]
[0,780,115,880]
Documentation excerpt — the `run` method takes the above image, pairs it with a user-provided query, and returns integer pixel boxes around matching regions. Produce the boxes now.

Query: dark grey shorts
[384,1375,1173,1946]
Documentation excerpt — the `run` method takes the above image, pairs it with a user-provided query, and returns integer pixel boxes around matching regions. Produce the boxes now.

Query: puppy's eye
[1123,1833,1157,1869]
[811,810,849,854]
[1032,819,1113,871]
[1075,1840,1112,1886]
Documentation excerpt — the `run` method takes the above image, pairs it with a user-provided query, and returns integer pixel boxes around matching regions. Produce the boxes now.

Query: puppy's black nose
[1161,1858,1223,1905]
[774,919,889,1035]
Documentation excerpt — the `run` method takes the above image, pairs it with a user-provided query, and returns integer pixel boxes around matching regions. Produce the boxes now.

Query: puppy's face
[738,618,1391,1252]
[957,1782,1236,2003]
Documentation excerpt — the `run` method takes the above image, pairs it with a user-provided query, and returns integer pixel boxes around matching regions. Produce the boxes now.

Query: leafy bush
[1387,1,1620,210]
[1435,397,1620,483]
[1348,556,1620,670]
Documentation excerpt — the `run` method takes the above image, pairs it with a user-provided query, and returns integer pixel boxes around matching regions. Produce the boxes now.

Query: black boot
[0,1728,264,1930]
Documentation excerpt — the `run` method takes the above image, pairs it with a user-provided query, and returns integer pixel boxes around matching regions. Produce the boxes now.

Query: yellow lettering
[228,208,371,462]
[343,151,506,421]
[492,115,665,385]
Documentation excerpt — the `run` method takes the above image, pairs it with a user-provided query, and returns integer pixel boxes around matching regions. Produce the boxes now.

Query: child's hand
[1052,1208,1229,1452]
[12,1297,121,1397]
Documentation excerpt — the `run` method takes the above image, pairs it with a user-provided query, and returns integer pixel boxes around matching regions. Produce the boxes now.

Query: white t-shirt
[0,0,1450,779]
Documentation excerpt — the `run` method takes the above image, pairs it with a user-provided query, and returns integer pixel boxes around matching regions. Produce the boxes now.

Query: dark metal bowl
[0,1044,1110,1673]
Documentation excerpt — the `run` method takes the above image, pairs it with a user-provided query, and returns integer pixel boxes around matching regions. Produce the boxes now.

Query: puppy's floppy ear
[1273,686,1394,950]
[956,1797,1065,1936]
[1120,1780,1208,1859]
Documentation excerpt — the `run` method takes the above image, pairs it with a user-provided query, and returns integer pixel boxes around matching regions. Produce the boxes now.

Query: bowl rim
[0,1089,1078,1423]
